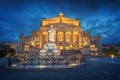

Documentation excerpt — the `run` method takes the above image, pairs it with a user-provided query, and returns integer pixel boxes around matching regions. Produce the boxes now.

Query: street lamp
[111,54,114,63]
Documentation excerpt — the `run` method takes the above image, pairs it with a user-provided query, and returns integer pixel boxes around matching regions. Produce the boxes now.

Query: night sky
[0,0,120,44]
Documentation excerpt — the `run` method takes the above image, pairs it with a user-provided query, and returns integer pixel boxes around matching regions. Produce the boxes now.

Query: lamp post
[111,55,114,63]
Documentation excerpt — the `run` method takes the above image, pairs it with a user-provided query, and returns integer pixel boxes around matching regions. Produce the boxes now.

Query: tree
[103,48,109,57]
[0,50,7,57]
[109,46,118,56]
[0,44,16,57]
[9,48,16,55]
[103,46,118,57]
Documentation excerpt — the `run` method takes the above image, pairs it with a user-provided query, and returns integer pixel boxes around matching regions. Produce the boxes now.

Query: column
[39,35,41,48]
[71,32,73,50]
[20,36,24,53]
[79,32,81,48]
[98,36,102,55]
[19,37,22,52]
[77,34,80,49]
[64,31,66,50]
[20,38,23,53]
[88,36,90,46]
[48,32,49,42]
[22,39,25,53]
[41,32,44,48]
[97,37,99,55]
[39,33,42,48]
[56,31,58,45]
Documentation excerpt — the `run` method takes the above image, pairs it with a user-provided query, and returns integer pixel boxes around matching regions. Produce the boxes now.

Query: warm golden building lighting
[24,45,29,51]
[59,12,63,16]
[19,13,102,54]
[95,53,98,56]
[91,53,94,56]
[111,54,114,59]
[58,32,63,42]
[90,45,97,51]
[59,46,63,50]
[90,45,95,47]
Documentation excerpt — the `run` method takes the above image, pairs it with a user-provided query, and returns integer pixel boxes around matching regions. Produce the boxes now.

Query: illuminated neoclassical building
[19,13,102,56]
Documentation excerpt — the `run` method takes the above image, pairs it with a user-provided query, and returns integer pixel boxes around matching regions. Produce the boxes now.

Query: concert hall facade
[19,13,102,56]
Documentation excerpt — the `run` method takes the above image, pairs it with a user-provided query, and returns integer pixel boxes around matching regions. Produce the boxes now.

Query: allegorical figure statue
[43,44,48,50]
[48,25,56,42]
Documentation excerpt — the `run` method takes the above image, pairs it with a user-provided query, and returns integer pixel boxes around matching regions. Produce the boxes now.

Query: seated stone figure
[43,44,48,50]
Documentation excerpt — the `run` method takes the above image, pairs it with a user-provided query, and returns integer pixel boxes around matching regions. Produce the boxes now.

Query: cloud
[80,16,120,43]
[0,0,120,43]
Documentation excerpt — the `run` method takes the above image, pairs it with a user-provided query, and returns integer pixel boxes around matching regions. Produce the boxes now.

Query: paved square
[0,58,120,80]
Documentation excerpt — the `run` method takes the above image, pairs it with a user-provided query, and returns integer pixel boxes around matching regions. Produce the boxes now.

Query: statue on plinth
[48,25,56,42]
[39,25,60,55]
[43,44,48,50]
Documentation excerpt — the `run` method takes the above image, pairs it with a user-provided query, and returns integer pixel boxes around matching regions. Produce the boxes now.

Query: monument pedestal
[39,25,60,56]
[39,42,60,56]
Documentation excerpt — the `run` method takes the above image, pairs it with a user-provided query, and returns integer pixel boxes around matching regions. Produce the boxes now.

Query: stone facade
[19,13,102,56]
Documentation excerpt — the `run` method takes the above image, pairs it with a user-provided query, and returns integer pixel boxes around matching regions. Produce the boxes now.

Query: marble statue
[39,25,60,56]
[48,25,56,42]
[30,38,35,46]
[43,44,48,50]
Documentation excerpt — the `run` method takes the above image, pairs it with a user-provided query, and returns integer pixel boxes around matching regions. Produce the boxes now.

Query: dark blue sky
[0,0,120,43]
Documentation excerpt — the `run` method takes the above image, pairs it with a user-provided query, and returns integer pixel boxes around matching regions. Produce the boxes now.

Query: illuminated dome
[58,12,64,17]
